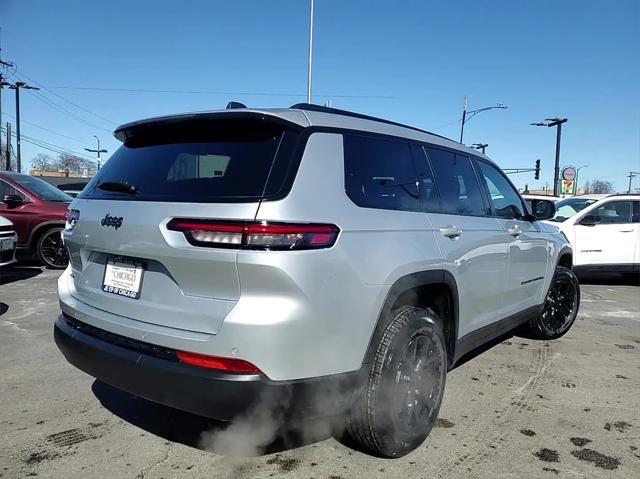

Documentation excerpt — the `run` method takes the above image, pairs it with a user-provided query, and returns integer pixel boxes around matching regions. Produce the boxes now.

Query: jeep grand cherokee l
[54,104,579,457]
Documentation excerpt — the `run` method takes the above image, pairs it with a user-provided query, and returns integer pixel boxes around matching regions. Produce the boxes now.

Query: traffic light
[534,159,541,180]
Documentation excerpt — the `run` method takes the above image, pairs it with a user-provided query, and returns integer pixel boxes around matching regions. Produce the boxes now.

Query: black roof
[290,103,452,141]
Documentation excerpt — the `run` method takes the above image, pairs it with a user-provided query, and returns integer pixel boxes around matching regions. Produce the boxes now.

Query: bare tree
[584,179,614,194]
[30,153,96,175]
[30,153,56,171]
[55,153,96,174]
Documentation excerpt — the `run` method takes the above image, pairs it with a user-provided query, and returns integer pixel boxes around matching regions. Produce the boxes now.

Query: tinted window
[9,175,71,202]
[0,180,22,198]
[344,135,422,211]
[476,161,525,219]
[588,201,633,224]
[81,119,292,202]
[633,201,640,223]
[412,145,439,211]
[426,148,485,216]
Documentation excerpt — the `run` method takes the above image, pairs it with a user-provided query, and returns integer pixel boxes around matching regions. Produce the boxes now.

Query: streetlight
[8,81,40,173]
[459,96,508,144]
[575,165,588,194]
[530,117,568,197]
[85,135,107,171]
[472,143,488,154]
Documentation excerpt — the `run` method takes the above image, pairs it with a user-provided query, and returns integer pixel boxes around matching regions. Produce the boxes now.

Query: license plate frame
[102,257,146,299]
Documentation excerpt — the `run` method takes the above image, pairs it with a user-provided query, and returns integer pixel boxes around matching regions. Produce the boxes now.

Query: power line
[2,125,94,159]
[25,88,112,132]
[13,69,116,125]
[2,112,90,145]
[47,85,395,99]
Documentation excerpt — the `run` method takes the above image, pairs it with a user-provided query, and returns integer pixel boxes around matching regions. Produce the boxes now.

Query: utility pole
[628,171,640,193]
[1,27,15,145]
[8,81,40,173]
[531,117,567,197]
[5,122,11,171]
[85,135,107,171]
[306,0,314,104]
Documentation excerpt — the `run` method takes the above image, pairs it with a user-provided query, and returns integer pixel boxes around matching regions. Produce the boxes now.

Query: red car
[0,172,71,268]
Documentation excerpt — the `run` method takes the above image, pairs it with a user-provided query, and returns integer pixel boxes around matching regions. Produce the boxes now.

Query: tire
[523,266,580,340]
[36,227,69,269]
[347,306,447,458]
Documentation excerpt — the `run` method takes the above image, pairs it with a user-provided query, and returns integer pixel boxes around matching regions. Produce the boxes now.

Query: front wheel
[523,266,580,340]
[347,306,447,458]
[37,227,69,269]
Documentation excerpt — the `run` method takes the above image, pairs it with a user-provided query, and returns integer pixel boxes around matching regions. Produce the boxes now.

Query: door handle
[507,226,521,237]
[439,226,462,239]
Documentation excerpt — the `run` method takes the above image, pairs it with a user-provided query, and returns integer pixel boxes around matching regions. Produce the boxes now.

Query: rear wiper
[98,181,139,195]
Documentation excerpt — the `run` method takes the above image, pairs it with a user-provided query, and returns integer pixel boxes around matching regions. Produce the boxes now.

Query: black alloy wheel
[37,228,69,269]
[523,266,580,340]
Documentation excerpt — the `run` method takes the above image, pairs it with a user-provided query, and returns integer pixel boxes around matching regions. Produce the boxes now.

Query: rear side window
[426,148,486,216]
[588,201,634,224]
[81,119,296,203]
[344,135,422,211]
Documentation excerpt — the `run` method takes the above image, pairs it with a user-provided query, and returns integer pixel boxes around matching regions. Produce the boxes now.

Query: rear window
[80,118,297,202]
[9,174,72,202]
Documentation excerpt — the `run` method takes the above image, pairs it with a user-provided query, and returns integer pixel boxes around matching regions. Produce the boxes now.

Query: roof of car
[113,103,491,161]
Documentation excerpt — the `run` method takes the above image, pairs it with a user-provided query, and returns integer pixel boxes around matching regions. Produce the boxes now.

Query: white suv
[546,194,640,277]
[54,103,579,457]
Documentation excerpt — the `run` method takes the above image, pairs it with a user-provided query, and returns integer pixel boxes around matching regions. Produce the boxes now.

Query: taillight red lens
[167,219,339,250]
[176,350,260,374]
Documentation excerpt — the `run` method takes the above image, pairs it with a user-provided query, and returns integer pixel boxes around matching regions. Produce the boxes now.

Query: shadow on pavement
[91,380,334,457]
[0,266,43,286]
[0,303,8,316]
[576,272,639,286]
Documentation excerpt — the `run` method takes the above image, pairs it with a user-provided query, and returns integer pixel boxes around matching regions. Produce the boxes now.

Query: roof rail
[290,103,452,141]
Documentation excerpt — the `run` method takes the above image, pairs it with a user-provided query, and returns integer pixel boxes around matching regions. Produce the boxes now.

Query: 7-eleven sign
[561,180,575,195]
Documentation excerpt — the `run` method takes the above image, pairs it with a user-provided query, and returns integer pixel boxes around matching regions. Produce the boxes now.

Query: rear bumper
[54,315,359,421]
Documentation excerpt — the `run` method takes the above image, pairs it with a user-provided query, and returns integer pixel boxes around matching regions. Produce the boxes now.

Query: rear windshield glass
[12,174,72,202]
[80,118,294,202]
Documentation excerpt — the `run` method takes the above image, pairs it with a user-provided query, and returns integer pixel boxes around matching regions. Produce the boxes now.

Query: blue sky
[1,0,639,191]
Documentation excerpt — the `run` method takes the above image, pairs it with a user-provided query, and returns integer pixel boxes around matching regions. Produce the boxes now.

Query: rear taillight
[167,219,339,250]
[176,350,260,374]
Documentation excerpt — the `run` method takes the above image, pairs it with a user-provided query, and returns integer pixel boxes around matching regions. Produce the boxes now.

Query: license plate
[102,257,145,299]
[0,238,14,251]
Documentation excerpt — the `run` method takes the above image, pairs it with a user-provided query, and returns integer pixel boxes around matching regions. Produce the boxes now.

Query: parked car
[545,194,640,276]
[54,104,578,457]
[57,181,90,198]
[0,215,18,267]
[547,194,611,223]
[0,172,72,268]
[522,194,560,207]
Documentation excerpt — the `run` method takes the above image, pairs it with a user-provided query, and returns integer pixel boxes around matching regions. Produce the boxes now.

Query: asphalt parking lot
[0,267,638,479]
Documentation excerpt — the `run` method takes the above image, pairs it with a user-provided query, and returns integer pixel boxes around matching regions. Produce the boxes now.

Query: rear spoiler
[113,111,305,143]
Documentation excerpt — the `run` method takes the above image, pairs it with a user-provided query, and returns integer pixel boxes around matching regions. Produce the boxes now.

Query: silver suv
[55,104,580,457]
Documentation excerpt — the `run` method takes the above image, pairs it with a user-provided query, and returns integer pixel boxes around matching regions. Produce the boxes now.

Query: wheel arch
[28,221,65,251]
[557,247,573,269]
[362,270,459,370]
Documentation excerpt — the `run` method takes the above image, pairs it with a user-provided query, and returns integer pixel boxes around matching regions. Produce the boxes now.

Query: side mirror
[2,194,24,206]
[580,214,600,226]
[531,199,555,220]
